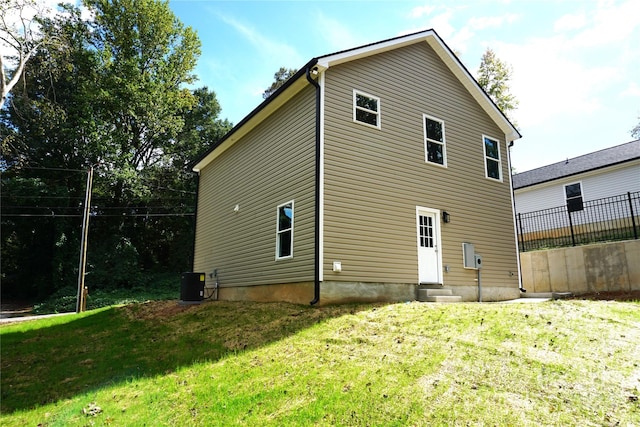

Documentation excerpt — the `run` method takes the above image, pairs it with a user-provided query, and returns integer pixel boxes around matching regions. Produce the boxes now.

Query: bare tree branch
[0,0,49,109]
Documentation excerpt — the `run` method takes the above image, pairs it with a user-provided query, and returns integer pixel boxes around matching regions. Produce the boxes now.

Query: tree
[1,0,231,300]
[0,0,52,110]
[477,48,518,120]
[631,117,640,139]
[262,67,297,99]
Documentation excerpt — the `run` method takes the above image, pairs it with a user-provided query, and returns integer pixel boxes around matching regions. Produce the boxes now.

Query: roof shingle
[512,140,640,189]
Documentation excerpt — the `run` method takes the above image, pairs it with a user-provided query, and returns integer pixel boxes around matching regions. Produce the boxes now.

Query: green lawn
[1,299,639,426]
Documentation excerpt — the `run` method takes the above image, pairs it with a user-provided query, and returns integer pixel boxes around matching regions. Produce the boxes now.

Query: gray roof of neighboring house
[512,139,640,190]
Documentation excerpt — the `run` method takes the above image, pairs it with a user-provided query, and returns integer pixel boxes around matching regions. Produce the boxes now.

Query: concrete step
[419,288,453,297]
[417,288,464,303]
[425,295,463,303]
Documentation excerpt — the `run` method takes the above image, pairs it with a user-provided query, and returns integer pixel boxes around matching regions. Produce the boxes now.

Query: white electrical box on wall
[462,243,475,269]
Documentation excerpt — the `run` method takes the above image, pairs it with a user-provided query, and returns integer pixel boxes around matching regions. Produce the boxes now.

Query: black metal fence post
[567,208,576,246]
[517,213,526,252]
[628,191,638,240]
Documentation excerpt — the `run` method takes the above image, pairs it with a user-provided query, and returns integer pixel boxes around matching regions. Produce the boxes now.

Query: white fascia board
[192,75,310,172]
[316,30,436,69]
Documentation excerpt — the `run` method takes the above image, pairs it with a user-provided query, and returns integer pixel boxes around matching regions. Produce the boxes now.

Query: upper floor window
[483,136,502,181]
[276,200,294,260]
[353,90,380,129]
[423,115,446,166]
[564,182,584,212]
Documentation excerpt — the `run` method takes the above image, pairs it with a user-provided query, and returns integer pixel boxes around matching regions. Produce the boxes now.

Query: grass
[1,299,639,426]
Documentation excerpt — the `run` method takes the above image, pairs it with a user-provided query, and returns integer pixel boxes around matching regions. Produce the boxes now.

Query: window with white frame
[423,115,446,166]
[564,182,584,212]
[276,201,294,259]
[483,136,502,180]
[353,90,380,128]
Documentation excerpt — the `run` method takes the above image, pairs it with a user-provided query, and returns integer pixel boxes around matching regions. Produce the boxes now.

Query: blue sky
[174,1,637,172]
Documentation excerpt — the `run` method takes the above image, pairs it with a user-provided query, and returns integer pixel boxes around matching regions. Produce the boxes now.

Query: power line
[1,212,194,218]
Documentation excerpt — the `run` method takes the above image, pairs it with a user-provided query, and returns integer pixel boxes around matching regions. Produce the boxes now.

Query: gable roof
[192,29,521,173]
[512,139,640,190]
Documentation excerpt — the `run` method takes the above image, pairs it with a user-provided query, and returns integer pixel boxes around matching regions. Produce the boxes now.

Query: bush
[32,272,180,314]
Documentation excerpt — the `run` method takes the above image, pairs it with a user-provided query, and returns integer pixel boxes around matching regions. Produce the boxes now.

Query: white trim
[482,134,503,182]
[276,200,294,260]
[423,114,447,167]
[353,89,381,129]
[506,139,523,291]
[415,206,443,284]
[319,72,326,281]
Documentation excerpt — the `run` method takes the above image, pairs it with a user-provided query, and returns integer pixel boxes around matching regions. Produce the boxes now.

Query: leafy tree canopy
[1,0,231,300]
[262,67,297,99]
[477,48,518,121]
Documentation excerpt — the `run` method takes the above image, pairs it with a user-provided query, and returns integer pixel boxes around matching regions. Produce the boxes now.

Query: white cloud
[217,13,302,66]
[621,81,640,98]
[428,11,455,39]
[468,14,519,30]
[496,34,620,128]
[553,12,587,32]
[408,5,435,19]
[568,0,640,48]
[496,0,640,129]
[315,12,362,52]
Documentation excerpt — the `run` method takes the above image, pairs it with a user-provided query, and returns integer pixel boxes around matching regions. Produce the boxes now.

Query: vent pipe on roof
[306,66,321,305]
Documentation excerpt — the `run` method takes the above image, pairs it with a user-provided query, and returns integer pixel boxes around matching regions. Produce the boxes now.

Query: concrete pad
[500,298,551,303]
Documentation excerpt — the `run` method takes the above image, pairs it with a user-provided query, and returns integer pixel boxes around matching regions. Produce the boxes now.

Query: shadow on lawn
[0,300,375,413]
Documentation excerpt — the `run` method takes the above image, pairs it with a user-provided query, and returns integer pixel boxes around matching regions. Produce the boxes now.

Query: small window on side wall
[483,136,502,181]
[565,182,584,212]
[353,90,380,128]
[276,201,294,260]
[423,115,446,166]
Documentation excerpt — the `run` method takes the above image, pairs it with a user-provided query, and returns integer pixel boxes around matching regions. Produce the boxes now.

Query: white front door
[417,209,442,284]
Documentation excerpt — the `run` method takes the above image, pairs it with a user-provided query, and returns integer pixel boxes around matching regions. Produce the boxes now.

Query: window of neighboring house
[353,90,380,128]
[564,182,584,212]
[483,136,502,181]
[276,201,294,259]
[423,115,446,166]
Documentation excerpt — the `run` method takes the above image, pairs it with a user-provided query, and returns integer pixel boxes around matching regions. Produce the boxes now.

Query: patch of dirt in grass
[119,300,200,321]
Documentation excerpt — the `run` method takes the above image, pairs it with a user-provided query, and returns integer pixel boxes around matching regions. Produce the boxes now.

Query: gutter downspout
[191,172,200,272]
[306,65,321,305]
[508,140,526,293]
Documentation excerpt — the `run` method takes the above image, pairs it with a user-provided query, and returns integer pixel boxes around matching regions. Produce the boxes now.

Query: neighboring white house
[512,140,640,247]
[513,140,639,213]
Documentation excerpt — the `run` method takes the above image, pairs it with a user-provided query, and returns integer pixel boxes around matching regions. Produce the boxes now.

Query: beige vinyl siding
[322,41,519,289]
[193,86,316,287]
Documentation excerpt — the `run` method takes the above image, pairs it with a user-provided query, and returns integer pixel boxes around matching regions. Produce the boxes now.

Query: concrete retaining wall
[520,239,640,294]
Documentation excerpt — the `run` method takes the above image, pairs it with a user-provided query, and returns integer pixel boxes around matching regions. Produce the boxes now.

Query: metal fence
[516,191,640,252]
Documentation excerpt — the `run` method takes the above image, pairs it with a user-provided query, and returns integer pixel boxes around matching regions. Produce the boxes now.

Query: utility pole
[76,166,94,313]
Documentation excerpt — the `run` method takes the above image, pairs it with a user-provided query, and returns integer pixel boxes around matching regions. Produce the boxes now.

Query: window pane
[486,158,500,179]
[356,94,377,112]
[426,141,444,165]
[484,137,499,159]
[278,230,292,257]
[355,109,378,126]
[426,118,443,142]
[565,183,582,198]
[278,204,292,231]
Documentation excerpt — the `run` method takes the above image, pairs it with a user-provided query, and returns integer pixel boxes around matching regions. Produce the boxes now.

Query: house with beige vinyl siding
[191,29,522,304]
